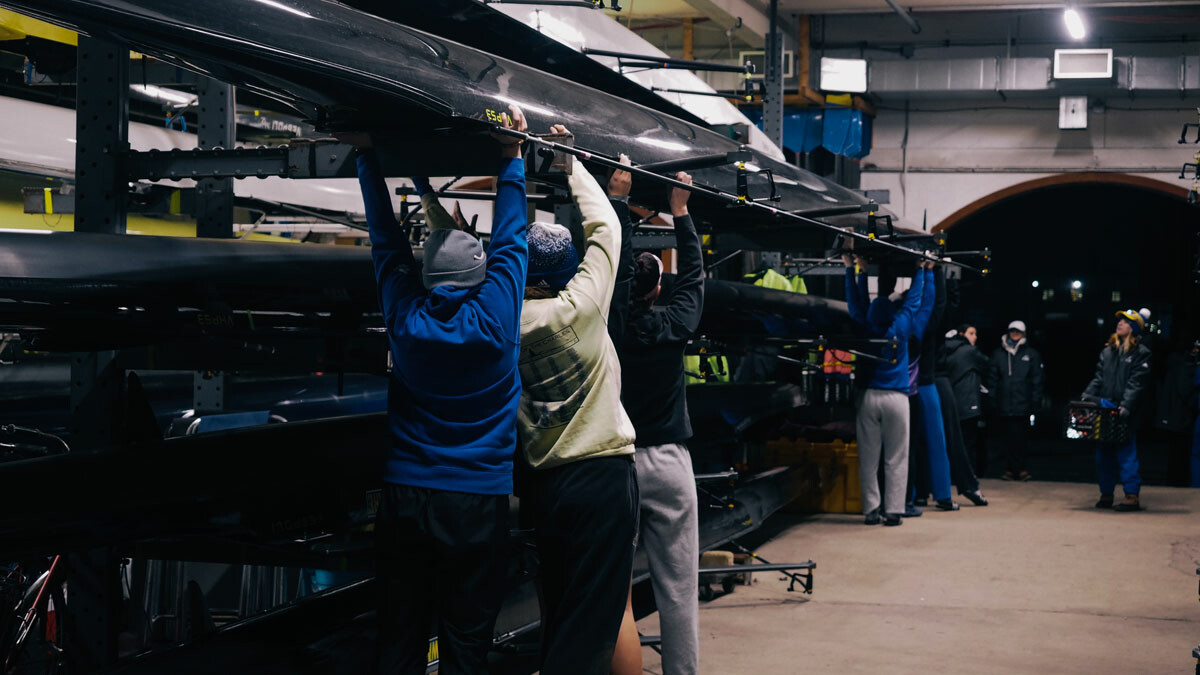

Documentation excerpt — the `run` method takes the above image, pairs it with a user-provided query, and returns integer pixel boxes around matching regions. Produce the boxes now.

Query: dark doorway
[940,179,1199,486]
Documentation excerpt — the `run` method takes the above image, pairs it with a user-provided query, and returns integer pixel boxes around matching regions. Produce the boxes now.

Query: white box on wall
[1059,96,1088,129]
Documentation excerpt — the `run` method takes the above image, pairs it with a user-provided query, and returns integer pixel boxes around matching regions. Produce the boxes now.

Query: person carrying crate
[1082,308,1153,511]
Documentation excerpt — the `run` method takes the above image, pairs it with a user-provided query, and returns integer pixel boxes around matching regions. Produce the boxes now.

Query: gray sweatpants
[856,388,910,516]
[634,442,699,675]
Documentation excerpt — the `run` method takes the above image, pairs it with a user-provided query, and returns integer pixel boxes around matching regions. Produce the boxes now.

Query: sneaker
[904,503,923,518]
[913,498,929,507]
[1001,471,1017,481]
[935,499,960,511]
[883,514,902,526]
[1095,494,1114,509]
[864,509,881,525]
[961,490,988,506]
[1114,494,1141,512]
[1017,471,1033,482]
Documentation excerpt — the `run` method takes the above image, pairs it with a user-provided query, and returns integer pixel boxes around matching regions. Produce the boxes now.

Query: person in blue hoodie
[343,104,530,675]
[844,249,936,526]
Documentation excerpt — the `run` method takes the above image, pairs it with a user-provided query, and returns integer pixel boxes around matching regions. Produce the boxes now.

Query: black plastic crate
[1065,401,1130,444]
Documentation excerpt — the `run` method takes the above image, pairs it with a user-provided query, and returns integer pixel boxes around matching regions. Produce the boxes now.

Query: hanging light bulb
[1063,8,1086,40]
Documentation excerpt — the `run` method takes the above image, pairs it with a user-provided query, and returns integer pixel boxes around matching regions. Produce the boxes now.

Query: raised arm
[354,147,422,321]
[889,265,928,339]
[843,254,870,326]
[911,268,937,340]
[473,106,530,334]
[607,155,634,347]
[563,156,622,316]
[657,172,704,341]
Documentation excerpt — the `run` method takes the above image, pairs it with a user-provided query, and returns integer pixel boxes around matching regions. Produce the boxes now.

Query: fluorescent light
[820,57,868,94]
[130,84,197,106]
[635,137,690,152]
[1063,8,1086,40]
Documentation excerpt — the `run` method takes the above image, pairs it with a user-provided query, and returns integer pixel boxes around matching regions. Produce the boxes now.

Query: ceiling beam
[679,0,771,48]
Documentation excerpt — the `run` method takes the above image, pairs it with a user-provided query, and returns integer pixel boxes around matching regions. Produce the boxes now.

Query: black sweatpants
[961,418,986,478]
[995,415,1030,474]
[375,484,509,675]
[907,394,930,501]
[935,376,980,494]
[527,455,639,675]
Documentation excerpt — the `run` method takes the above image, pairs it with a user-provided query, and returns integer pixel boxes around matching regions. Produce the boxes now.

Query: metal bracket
[733,162,780,205]
[1179,121,1200,144]
[193,370,228,414]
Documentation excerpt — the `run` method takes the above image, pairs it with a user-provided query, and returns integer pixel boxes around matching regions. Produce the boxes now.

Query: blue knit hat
[527,222,579,290]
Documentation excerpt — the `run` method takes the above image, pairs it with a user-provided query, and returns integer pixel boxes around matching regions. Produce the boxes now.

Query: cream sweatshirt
[517,160,636,469]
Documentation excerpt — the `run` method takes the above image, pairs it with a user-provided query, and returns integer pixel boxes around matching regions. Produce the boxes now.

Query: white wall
[859,102,1193,227]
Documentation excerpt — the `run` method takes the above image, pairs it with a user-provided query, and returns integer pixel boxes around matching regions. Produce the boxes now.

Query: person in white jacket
[517,126,639,675]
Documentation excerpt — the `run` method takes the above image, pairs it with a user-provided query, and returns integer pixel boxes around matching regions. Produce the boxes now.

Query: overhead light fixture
[1031,280,1040,288]
[1071,280,1083,289]
[130,84,197,107]
[1063,8,1086,40]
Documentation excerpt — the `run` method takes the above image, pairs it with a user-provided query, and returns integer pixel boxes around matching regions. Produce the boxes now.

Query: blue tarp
[745,106,871,159]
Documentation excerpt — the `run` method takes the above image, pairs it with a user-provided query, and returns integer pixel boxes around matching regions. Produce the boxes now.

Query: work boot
[1095,494,1114,509]
[935,499,960,511]
[904,503,923,518]
[864,508,881,525]
[883,513,902,526]
[1001,470,1016,481]
[1114,494,1141,512]
[961,489,988,506]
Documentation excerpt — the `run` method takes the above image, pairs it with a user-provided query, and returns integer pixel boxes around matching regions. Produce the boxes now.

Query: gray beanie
[422,229,487,290]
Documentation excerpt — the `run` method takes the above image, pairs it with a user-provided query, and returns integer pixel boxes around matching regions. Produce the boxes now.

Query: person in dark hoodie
[941,324,992,476]
[987,320,1045,481]
[845,248,936,526]
[343,105,530,674]
[1083,308,1153,511]
[615,171,703,675]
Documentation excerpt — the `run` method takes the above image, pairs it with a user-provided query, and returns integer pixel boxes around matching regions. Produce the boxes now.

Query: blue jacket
[357,151,527,495]
[845,268,933,392]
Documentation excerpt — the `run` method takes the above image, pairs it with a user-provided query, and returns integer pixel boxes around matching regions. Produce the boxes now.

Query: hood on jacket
[1002,334,1026,356]
[867,297,896,335]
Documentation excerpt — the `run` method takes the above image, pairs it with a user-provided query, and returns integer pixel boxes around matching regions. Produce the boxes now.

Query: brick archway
[932,172,1189,233]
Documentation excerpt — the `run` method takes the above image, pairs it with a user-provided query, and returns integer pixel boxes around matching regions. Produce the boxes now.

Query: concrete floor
[637,480,1200,674]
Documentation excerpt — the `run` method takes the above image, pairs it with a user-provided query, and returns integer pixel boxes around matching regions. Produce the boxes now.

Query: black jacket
[987,339,1045,417]
[1083,341,1152,424]
[940,334,989,421]
[615,208,705,447]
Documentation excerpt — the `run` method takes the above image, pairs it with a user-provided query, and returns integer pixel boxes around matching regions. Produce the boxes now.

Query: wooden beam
[797,14,810,91]
[682,18,694,61]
